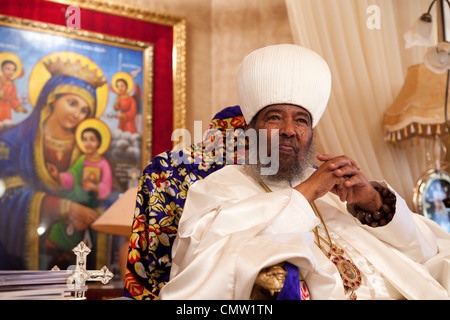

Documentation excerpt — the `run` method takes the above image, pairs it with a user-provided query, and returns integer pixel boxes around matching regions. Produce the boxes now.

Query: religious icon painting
[0,13,154,273]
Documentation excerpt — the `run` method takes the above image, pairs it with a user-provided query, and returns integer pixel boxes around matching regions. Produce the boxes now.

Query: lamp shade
[404,15,433,49]
[91,187,138,237]
[384,63,449,142]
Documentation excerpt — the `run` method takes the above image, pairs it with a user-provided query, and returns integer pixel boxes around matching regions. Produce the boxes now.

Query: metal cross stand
[53,241,114,299]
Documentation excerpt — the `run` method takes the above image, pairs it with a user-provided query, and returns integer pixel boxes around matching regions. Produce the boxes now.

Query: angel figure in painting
[111,71,141,134]
[0,52,28,122]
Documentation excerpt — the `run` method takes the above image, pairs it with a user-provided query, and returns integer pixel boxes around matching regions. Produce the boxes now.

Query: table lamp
[384,0,450,231]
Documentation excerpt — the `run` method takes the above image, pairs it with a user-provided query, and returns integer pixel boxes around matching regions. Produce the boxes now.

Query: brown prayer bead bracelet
[351,187,396,228]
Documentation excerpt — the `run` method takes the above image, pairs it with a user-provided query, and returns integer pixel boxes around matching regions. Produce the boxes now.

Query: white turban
[236,44,331,128]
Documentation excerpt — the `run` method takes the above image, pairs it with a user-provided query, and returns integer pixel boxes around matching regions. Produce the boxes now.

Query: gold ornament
[311,202,362,300]
[43,57,106,89]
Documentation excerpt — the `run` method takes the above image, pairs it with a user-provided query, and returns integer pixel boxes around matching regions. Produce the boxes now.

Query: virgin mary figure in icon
[0,52,109,270]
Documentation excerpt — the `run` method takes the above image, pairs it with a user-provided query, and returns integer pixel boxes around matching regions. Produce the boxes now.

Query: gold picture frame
[1,0,187,159]
[0,0,186,272]
[0,13,154,167]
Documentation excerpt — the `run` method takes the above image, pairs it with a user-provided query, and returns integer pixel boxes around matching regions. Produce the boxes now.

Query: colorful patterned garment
[123,105,246,299]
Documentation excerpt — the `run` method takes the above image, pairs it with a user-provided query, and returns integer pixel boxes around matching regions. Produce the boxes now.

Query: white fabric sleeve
[350,180,439,263]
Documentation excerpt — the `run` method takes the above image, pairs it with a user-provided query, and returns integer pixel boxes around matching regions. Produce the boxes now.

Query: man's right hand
[294,154,360,203]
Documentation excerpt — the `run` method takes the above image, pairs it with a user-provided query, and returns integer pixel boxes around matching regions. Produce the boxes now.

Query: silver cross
[64,241,114,299]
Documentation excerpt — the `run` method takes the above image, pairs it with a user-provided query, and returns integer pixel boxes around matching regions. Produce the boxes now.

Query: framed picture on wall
[0,0,186,278]
[413,168,450,233]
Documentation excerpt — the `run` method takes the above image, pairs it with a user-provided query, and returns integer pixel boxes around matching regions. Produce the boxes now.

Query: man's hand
[294,154,381,212]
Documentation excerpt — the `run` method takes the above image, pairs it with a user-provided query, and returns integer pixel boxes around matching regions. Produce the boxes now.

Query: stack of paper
[0,270,85,300]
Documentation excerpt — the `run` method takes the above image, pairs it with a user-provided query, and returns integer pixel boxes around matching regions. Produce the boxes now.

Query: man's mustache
[279,137,299,153]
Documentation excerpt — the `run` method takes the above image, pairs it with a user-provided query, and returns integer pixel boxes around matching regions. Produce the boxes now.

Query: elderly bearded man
[159,44,450,300]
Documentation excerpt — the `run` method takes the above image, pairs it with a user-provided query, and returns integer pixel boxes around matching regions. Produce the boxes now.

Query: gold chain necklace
[310,202,362,300]
[257,177,362,300]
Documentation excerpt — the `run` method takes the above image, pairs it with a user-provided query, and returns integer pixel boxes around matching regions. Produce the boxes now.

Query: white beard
[244,140,315,183]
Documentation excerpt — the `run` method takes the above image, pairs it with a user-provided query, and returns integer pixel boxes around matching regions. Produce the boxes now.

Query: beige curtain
[285,0,439,209]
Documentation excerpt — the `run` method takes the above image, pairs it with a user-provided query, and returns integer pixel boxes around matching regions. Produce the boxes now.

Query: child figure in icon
[0,52,28,121]
[48,118,113,209]
[47,118,113,250]
[111,71,141,134]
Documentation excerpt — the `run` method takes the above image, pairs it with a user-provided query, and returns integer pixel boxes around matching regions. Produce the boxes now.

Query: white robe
[159,165,450,300]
